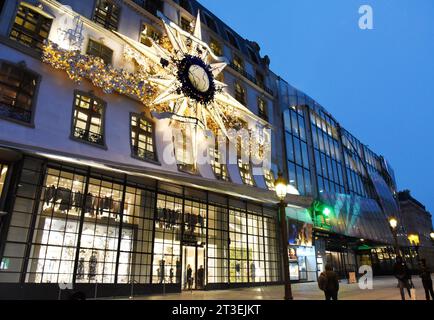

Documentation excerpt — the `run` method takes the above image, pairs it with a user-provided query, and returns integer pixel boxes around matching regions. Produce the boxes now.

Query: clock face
[188,64,210,93]
[177,55,216,105]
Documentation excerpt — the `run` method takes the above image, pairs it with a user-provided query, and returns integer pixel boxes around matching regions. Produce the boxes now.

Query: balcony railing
[229,63,274,96]
[73,127,104,146]
[132,145,156,161]
[0,103,32,123]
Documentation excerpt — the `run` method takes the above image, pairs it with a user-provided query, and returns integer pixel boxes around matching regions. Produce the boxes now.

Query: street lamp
[274,171,293,300]
[430,231,434,242]
[388,216,400,258]
[407,233,420,262]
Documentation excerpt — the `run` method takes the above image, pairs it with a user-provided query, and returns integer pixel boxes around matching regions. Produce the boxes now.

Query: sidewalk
[120,276,432,301]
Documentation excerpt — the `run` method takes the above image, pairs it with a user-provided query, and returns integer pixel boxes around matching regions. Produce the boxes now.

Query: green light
[322,207,331,217]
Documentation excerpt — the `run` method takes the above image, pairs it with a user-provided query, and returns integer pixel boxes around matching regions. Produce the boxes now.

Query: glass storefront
[0,156,281,289]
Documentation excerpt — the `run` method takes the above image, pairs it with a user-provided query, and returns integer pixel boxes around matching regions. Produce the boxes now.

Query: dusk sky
[199,0,434,223]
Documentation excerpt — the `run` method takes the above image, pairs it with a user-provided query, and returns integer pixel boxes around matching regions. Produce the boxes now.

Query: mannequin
[88,251,98,280]
[77,250,85,280]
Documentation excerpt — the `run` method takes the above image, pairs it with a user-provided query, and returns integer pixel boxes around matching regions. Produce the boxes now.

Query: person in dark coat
[419,259,434,300]
[393,256,412,300]
[186,264,193,290]
[197,265,205,289]
[321,264,339,300]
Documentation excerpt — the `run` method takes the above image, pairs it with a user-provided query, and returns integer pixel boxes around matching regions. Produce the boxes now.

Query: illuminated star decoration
[117,11,257,137]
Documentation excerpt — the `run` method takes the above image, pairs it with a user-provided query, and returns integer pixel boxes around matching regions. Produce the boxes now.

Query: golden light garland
[41,40,157,105]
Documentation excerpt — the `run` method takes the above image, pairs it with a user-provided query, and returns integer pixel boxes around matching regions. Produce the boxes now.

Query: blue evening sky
[199,0,434,223]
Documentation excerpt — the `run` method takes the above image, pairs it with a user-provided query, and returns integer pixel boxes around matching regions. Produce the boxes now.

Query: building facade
[0,0,426,299]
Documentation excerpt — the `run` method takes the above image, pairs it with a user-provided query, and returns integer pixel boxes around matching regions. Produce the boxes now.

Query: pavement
[120,276,433,300]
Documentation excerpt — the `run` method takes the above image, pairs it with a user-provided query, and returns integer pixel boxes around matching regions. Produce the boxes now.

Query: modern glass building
[0,0,420,299]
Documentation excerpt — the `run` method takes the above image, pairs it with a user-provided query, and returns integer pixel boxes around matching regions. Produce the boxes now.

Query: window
[209,38,223,56]
[232,55,244,73]
[140,23,161,46]
[174,128,196,173]
[247,47,259,64]
[86,39,113,65]
[144,0,163,16]
[180,17,191,33]
[93,0,120,31]
[264,170,275,190]
[131,114,157,162]
[0,163,8,200]
[9,2,53,53]
[237,136,254,186]
[226,30,239,49]
[179,0,192,13]
[234,82,246,105]
[256,71,265,88]
[257,98,268,121]
[71,91,105,146]
[0,61,38,124]
[204,13,218,34]
[209,137,229,181]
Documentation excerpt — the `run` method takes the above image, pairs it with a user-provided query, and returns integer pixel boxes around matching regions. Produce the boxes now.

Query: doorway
[182,245,205,290]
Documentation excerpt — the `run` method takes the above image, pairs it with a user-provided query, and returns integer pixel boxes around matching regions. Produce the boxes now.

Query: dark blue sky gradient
[199,0,434,222]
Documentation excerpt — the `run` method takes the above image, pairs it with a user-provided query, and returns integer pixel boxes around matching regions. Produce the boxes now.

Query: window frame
[234,81,246,105]
[257,97,268,122]
[92,0,121,32]
[86,38,113,65]
[70,90,107,149]
[0,59,40,127]
[225,30,239,49]
[129,112,159,164]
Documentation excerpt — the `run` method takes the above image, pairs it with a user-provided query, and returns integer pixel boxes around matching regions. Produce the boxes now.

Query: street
[122,276,433,301]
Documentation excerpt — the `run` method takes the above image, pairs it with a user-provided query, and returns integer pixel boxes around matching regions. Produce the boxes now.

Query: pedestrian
[419,259,434,300]
[393,256,412,300]
[187,264,193,290]
[197,265,205,289]
[318,264,339,300]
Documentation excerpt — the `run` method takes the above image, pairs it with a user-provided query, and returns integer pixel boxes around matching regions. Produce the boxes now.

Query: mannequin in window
[197,265,205,289]
[250,262,256,282]
[176,259,182,284]
[159,259,165,284]
[88,251,98,280]
[186,264,193,290]
[77,250,85,280]
[235,262,241,281]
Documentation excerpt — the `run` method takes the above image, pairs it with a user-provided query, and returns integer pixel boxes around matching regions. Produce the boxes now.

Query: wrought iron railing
[0,103,31,123]
[229,63,274,96]
[73,127,104,145]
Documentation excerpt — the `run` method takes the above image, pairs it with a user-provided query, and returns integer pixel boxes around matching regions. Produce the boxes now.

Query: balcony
[229,63,274,96]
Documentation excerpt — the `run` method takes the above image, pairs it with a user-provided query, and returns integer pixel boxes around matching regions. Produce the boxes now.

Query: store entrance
[182,245,205,290]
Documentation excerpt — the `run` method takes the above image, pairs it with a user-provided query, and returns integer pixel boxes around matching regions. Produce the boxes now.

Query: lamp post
[274,171,293,300]
[388,216,400,258]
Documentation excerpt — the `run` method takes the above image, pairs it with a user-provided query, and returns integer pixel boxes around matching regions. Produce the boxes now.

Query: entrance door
[182,246,205,290]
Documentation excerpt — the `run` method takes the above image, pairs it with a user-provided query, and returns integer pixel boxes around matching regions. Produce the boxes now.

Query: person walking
[318,264,340,300]
[419,259,434,300]
[393,256,412,300]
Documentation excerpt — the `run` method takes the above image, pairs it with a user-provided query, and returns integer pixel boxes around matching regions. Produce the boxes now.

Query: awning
[0,141,313,207]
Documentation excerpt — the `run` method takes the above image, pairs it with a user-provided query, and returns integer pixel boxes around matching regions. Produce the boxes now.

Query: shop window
[209,38,222,57]
[140,23,161,47]
[226,30,239,49]
[257,97,268,121]
[209,137,229,182]
[180,17,191,33]
[234,81,246,105]
[0,61,38,124]
[130,113,157,162]
[93,0,120,31]
[9,2,53,53]
[229,209,248,283]
[71,91,106,147]
[0,163,8,200]
[86,39,113,65]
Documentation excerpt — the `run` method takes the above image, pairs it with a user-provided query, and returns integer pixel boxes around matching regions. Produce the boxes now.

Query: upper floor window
[256,71,265,88]
[0,163,9,201]
[264,170,275,191]
[9,2,53,53]
[179,0,192,14]
[234,82,246,105]
[232,55,244,73]
[131,113,157,162]
[180,17,192,33]
[257,97,268,121]
[209,137,229,181]
[93,0,120,31]
[204,13,218,34]
[237,137,255,186]
[174,128,196,174]
[86,39,113,65]
[225,30,239,49]
[140,23,161,46]
[247,47,259,64]
[144,0,163,16]
[209,38,223,56]
[0,61,38,124]
[71,91,105,146]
